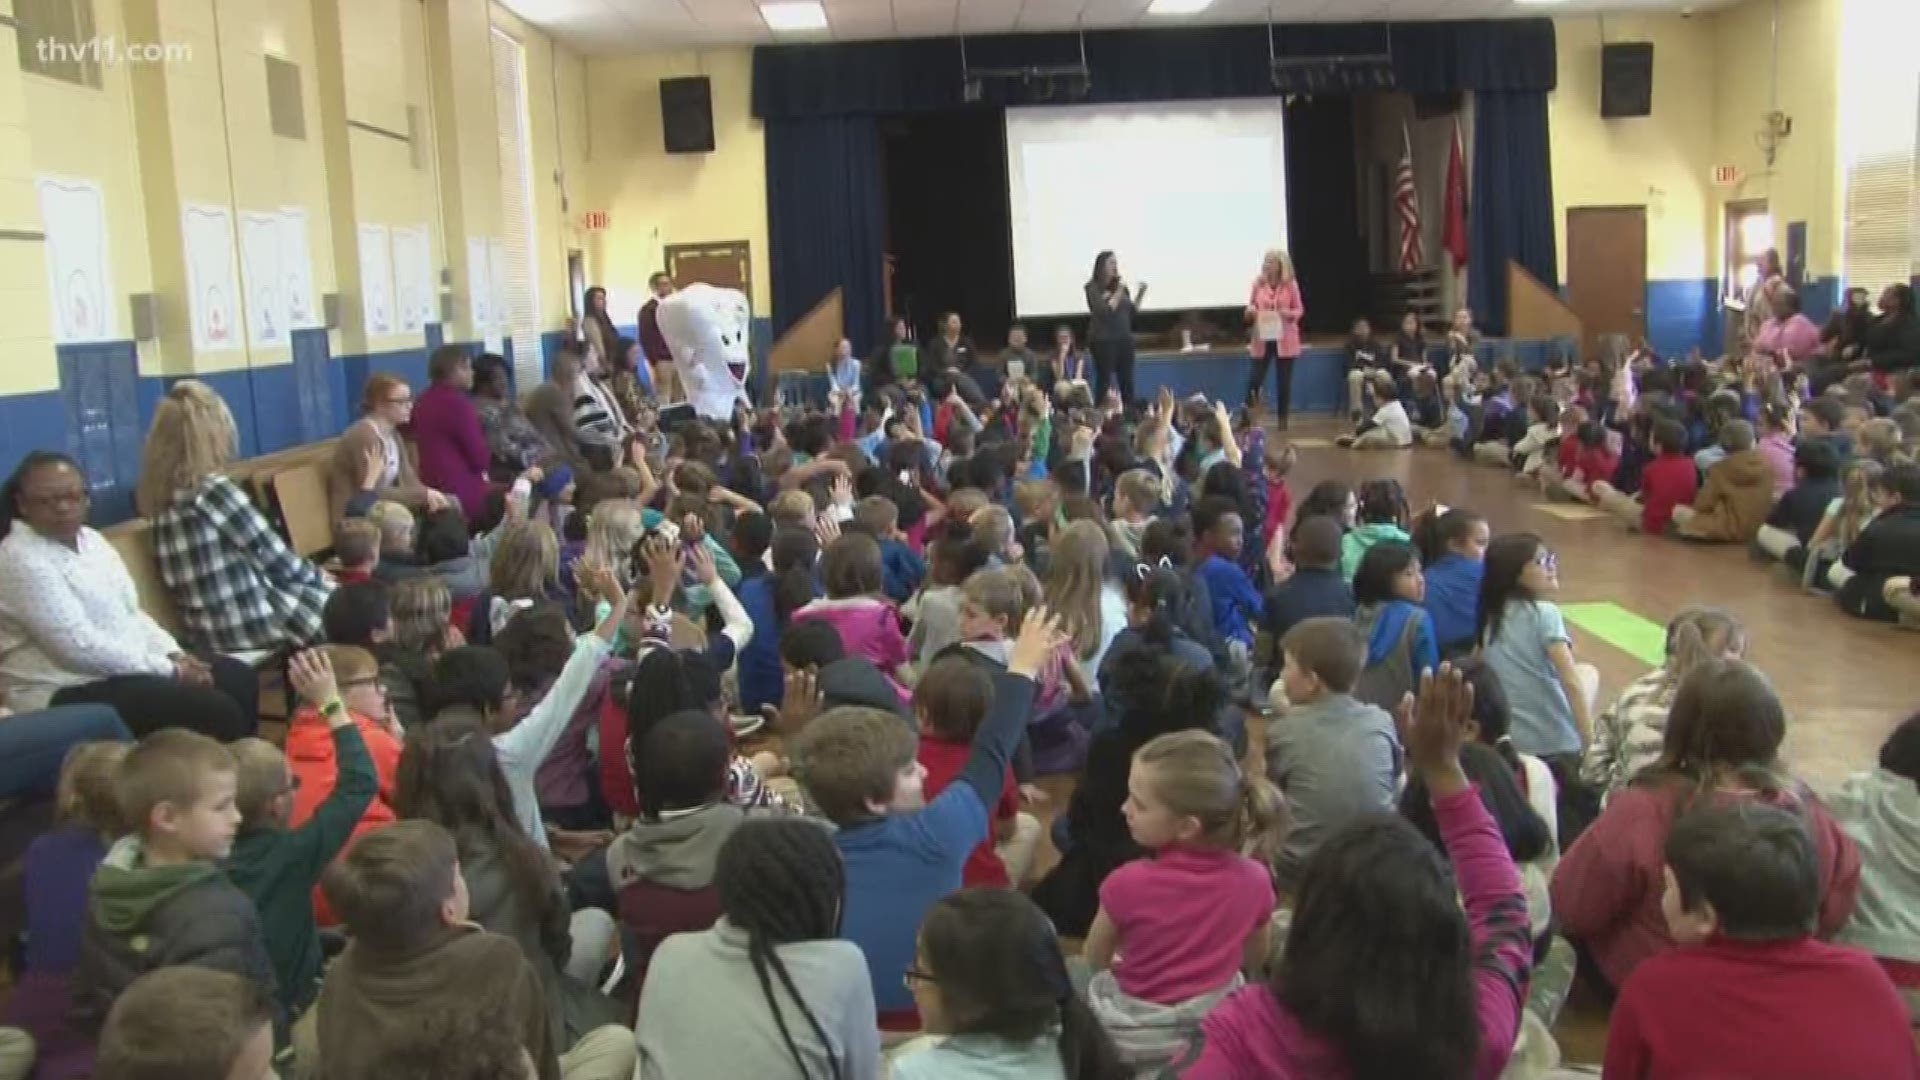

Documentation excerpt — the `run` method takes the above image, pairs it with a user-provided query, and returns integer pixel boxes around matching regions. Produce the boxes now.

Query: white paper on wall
[183,204,241,353]
[358,223,393,337]
[488,238,509,332]
[278,207,318,329]
[467,237,491,330]
[36,175,114,344]
[390,225,431,333]
[239,210,289,348]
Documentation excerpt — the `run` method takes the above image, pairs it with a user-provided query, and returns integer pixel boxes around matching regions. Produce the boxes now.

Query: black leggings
[51,655,259,742]
[1247,340,1298,423]
[1090,337,1136,406]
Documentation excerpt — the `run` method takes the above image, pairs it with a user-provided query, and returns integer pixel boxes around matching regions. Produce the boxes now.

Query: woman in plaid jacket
[137,381,333,655]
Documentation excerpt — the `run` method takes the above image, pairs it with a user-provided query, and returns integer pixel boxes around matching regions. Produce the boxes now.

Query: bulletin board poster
[279,207,319,329]
[37,175,114,344]
[467,236,491,329]
[391,224,432,333]
[358,224,394,337]
[487,238,510,332]
[240,210,289,349]
[183,204,241,353]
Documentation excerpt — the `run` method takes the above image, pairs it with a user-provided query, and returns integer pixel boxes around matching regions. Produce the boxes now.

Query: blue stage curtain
[765,114,887,357]
[753,20,1556,119]
[1468,91,1558,336]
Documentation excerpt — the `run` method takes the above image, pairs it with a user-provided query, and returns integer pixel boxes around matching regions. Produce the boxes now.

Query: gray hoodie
[1265,692,1404,891]
[1834,768,1920,962]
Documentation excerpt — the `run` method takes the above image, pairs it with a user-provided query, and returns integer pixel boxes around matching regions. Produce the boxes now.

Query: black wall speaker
[1600,42,1654,119]
[661,76,715,153]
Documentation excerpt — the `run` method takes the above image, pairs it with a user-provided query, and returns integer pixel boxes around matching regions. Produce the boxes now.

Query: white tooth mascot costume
[655,282,753,421]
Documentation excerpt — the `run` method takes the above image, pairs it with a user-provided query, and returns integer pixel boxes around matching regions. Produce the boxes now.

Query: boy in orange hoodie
[284,644,403,925]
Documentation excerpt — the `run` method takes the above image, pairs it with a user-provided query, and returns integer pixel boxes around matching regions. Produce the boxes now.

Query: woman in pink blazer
[1247,249,1306,427]
[411,344,495,523]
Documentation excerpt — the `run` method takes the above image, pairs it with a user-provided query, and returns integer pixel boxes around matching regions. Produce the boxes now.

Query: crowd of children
[2,308,1917,1080]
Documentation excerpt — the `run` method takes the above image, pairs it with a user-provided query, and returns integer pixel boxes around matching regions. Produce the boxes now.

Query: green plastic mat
[1563,602,1666,667]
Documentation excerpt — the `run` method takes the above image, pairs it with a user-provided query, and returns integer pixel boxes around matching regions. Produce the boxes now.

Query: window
[1838,2,1919,294]
[491,27,541,390]
[15,0,101,89]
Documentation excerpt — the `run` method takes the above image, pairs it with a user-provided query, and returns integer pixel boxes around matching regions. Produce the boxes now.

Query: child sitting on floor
[914,658,1041,890]
[1265,617,1402,892]
[1833,712,1920,1018]
[789,611,1063,1030]
[284,644,405,927]
[1580,607,1748,800]
[854,495,926,605]
[313,820,636,1080]
[1349,543,1439,712]
[1192,497,1263,684]
[791,533,914,689]
[1797,459,1884,592]
[95,967,276,1080]
[1260,515,1355,656]
[636,819,881,1079]
[1605,802,1914,1078]
[227,651,377,1020]
[331,519,381,585]
[1675,420,1775,544]
[7,743,126,1076]
[894,889,1124,1079]
[73,731,277,1036]
[1082,730,1283,1069]
[1754,438,1842,568]
[1413,507,1488,658]
[1594,417,1697,534]
[1336,374,1413,450]
[1554,422,1620,504]
[1339,478,1412,581]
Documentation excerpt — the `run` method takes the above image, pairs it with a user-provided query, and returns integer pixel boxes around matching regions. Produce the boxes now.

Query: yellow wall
[582,47,770,319]
[1710,0,1841,278]
[1549,14,1719,283]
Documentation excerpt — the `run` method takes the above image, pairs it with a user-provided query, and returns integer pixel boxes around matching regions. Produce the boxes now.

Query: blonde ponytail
[1661,607,1746,695]
[1134,730,1289,861]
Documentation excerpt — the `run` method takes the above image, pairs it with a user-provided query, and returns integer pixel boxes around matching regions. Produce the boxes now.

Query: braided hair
[714,819,848,1080]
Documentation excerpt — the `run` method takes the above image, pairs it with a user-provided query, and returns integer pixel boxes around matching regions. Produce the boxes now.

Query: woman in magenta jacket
[1247,249,1305,428]
[411,344,495,522]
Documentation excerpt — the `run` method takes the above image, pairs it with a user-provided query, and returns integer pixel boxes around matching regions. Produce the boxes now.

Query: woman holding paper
[1085,250,1145,407]
[1246,249,1305,428]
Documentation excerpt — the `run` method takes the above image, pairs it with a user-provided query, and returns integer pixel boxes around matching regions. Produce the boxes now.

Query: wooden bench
[268,461,335,558]
[102,518,186,642]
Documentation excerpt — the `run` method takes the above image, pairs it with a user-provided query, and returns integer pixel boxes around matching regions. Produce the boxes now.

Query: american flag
[1395,121,1424,273]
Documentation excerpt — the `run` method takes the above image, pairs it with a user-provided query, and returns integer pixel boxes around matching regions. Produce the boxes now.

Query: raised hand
[1402,664,1475,797]
[685,543,719,585]
[288,649,339,709]
[814,513,842,548]
[1008,605,1068,680]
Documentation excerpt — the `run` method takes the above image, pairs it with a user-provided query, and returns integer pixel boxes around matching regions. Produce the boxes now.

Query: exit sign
[582,210,610,230]
[1711,164,1741,186]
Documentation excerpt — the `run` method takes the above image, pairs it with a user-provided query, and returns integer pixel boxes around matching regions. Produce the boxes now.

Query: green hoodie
[90,838,222,936]
[1341,521,1413,581]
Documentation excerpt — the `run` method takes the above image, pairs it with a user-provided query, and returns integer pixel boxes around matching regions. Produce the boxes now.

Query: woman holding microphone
[1085,250,1146,406]
[1246,249,1305,428]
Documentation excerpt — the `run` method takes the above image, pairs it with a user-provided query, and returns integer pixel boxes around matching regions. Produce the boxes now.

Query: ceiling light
[761,2,828,32]
[1147,0,1214,13]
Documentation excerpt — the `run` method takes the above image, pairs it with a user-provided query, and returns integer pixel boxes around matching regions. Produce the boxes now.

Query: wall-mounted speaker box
[129,293,158,341]
[440,293,454,324]
[1600,42,1654,119]
[661,76,715,154]
[322,293,341,330]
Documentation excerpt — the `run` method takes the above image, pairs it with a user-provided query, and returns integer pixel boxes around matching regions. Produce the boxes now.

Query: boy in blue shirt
[1193,497,1263,694]
[854,495,926,605]
[789,609,1064,1027]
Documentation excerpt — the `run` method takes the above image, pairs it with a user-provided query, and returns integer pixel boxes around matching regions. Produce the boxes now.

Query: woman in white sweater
[637,818,880,1080]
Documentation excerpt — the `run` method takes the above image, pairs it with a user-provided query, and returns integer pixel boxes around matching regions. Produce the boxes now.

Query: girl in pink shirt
[1173,666,1533,1080]
[1246,250,1306,427]
[790,532,912,687]
[1084,729,1285,1070]
[1757,402,1798,496]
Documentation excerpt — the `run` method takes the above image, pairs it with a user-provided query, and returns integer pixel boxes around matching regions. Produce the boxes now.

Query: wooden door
[1566,206,1648,355]
[665,241,752,299]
